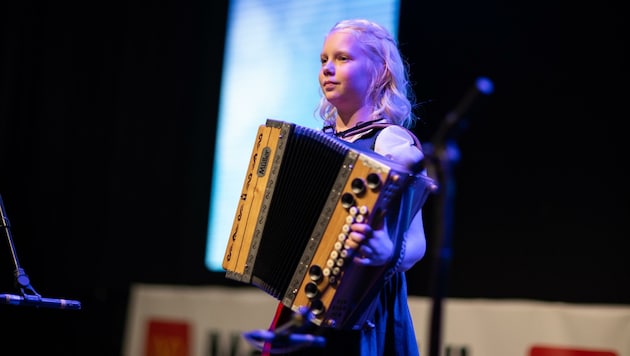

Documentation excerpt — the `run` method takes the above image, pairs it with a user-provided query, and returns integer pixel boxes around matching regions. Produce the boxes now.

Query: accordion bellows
[222,119,434,329]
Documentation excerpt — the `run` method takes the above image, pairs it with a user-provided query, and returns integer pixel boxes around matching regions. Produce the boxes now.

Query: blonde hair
[317,19,418,129]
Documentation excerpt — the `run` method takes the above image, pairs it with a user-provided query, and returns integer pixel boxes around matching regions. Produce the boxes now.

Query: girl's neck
[335,105,373,132]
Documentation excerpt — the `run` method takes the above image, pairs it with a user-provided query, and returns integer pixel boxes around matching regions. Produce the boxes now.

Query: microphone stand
[424,77,493,356]
[423,130,459,356]
[0,193,81,310]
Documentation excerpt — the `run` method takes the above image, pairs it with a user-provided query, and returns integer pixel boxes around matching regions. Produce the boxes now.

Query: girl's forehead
[327,29,355,41]
[323,31,360,50]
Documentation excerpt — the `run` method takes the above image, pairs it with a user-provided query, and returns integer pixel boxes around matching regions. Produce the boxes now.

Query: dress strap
[338,122,423,152]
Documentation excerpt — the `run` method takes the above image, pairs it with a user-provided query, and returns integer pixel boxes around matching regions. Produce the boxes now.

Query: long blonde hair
[316,19,418,129]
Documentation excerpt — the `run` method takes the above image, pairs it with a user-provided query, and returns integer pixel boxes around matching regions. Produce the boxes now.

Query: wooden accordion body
[222,119,434,329]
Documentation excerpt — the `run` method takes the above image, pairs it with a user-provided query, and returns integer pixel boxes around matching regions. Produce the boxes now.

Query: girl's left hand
[344,223,393,266]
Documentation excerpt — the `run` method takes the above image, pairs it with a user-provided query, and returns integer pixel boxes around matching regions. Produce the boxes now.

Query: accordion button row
[303,204,369,315]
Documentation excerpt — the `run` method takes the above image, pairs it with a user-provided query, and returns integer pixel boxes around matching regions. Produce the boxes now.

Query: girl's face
[319,30,373,116]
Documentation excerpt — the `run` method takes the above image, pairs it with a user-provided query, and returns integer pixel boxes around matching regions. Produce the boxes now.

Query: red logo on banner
[530,345,617,356]
[144,319,191,356]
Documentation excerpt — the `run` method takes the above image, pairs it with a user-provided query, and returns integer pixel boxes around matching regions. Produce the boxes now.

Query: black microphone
[243,329,326,346]
[0,293,81,310]
[242,306,326,353]
[242,329,326,354]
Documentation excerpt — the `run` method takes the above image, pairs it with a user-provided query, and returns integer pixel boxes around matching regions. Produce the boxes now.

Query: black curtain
[0,1,229,354]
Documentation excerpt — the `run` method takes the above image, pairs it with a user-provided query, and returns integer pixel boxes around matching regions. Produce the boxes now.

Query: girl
[264,18,431,356]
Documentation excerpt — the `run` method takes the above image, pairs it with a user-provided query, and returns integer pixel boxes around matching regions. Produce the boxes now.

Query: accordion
[222,119,435,329]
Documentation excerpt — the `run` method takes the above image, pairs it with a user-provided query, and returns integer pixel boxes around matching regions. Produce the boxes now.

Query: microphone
[0,293,81,310]
[432,76,494,146]
[242,306,326,353]
[243,329,326,354]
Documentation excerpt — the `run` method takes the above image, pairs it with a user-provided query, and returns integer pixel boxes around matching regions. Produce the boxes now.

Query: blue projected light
[205,0,401,272]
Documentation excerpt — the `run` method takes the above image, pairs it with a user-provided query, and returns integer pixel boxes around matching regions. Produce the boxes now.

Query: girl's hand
[344,222,393,266]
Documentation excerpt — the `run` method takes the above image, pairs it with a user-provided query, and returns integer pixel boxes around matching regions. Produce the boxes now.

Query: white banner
[123,284,630,356]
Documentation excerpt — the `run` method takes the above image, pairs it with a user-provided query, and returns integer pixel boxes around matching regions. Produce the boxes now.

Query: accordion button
[341,193,355,209]
[366,173,381,189]
[310,300,324,316]
[351,178,366,195]
[304,282,319,298]
[349,206,358,216]
[309,265,323,281]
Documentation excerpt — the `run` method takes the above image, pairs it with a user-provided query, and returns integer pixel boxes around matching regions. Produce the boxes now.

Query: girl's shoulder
[375,125,424,172]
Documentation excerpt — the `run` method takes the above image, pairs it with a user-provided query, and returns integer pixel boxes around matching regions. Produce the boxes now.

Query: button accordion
[222,119,435,329]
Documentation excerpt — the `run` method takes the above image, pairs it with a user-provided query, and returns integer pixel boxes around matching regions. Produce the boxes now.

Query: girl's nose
[322,61,334,75]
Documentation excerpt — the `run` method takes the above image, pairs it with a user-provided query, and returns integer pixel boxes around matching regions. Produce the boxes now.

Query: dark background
[1,1,627,355]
